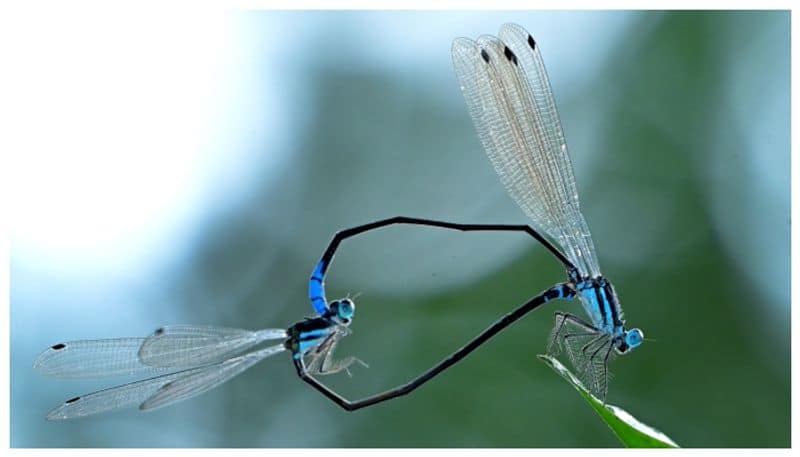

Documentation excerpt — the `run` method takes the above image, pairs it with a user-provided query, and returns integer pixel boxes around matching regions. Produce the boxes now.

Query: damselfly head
[329,299,355,325]
[614,328,644,354]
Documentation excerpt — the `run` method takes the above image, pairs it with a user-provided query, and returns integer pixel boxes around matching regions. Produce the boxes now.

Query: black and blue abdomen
[308,261,328,315]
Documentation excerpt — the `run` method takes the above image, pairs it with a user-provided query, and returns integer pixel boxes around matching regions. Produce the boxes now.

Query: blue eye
[337,300,354,320]
[625,329,643,348]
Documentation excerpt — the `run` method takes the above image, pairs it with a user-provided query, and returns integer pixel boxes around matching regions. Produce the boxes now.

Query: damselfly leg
[547,313,616,401]
[304,326,368,377]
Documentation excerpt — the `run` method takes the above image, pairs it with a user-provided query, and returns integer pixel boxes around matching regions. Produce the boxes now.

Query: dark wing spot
[51,343,66,350]
[153,327,164,336]
[503,46,518,65]
[65,396,80,404]
[480,49,490,63]
[527,35,536,50]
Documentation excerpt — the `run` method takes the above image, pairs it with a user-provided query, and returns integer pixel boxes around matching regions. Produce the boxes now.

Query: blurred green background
[10,10,789,447]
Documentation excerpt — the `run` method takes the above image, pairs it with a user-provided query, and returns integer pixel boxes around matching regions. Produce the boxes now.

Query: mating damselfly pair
[34,23,643,420]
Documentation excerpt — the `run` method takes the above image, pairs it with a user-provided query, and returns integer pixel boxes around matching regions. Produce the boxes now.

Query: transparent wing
[34,338,163,378]
[140,344,285,411]
[34,326,287,379]
[45,367,199,420]
[138,325,287,368]
[45,344,286,420]
[452,24,600,277]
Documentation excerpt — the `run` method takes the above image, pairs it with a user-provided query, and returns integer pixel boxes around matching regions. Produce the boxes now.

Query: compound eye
[337,299,354,320]
[625,328,643,349]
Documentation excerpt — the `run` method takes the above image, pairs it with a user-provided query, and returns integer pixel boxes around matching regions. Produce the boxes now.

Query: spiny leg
[597,343,615,402]
[319,356,368,377]
[317,336,368,377]
[601,342,615,390]
[548,312,597,356]
[304,347,325,374]
[563,332,605,373]
[581,334,611,356]
[301,328,367,377]
[586,339,613,400]
[547,315,570,355]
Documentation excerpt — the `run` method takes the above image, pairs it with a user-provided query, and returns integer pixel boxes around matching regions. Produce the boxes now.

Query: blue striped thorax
[286,317,334,359]
[286,298,355,359]
[575,277,623,335]
[574,276,643,354]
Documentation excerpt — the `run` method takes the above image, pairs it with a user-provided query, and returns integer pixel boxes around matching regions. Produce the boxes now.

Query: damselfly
[451,23,644,399]
[34,298,361,420]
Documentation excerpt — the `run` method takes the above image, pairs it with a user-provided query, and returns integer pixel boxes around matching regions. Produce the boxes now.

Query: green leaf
[538,354,679,448]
